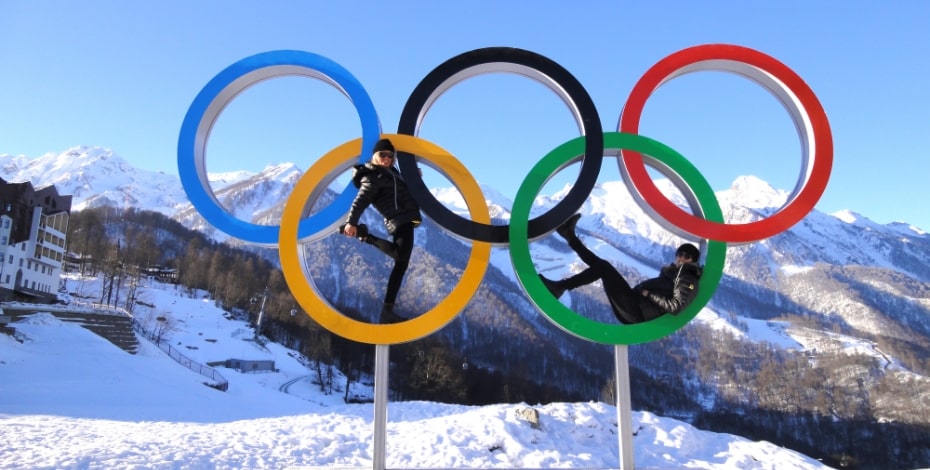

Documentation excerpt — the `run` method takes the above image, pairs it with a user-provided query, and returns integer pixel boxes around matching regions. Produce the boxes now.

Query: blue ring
[177,50,380,245]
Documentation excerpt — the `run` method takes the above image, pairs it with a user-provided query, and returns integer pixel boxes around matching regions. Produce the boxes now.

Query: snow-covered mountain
[0,146,188,213]
[3,145,925,243]
[5,145,930,335]
[5,145,930,467]
[0,146,304,241]
[5,146,930,347]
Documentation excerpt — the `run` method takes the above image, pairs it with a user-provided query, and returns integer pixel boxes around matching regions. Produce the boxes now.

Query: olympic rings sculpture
[178,45,832,346]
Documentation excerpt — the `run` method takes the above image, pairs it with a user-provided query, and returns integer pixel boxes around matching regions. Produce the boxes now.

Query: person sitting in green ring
[539,213,703,324]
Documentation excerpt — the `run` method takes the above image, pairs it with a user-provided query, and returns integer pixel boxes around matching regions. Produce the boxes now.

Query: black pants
[366,222,415,305]
[562,236,643,324]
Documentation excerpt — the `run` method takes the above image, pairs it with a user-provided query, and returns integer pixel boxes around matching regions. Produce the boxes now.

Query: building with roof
[0,178,72,303]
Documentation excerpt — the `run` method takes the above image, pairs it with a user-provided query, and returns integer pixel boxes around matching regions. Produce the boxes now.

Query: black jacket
[634,262,702,321]
[345,162,421,234]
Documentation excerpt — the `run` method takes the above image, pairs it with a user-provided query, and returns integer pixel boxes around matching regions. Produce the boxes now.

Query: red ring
[619,44,833,243]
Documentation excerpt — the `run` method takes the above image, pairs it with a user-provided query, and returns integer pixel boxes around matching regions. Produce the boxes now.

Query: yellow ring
[279,134,491,344]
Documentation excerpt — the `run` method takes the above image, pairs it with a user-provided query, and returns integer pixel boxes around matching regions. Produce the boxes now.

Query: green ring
[509,132,726,345]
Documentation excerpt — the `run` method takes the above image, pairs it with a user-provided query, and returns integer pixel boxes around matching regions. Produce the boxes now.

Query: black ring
[397,47,603,245]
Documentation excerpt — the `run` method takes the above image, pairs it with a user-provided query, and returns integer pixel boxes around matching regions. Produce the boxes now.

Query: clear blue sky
[2,1,929,231]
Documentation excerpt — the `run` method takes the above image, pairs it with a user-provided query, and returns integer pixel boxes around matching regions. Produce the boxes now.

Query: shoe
[339,223,369,241]
[379,303,406,324]
[556,213,581,240]
[539,275,566,299]
[355,224,369,241]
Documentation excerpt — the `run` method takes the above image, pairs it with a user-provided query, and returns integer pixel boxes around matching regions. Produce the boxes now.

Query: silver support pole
[373,344,390,470]
[615,344,635,470]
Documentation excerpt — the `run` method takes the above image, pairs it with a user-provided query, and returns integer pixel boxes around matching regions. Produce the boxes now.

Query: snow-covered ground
[0,275,828,469]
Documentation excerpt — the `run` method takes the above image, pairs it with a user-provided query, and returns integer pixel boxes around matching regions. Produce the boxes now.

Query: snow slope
[0,275,827,469]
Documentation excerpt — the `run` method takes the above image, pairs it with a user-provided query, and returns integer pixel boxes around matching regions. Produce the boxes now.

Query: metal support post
[373,344,390,470]
[615,344,635,469]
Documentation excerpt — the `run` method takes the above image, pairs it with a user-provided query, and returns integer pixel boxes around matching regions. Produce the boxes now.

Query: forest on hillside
[65,207,930,469]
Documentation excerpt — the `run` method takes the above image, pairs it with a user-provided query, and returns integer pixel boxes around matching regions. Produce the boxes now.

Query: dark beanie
[372,138,394,153]
[676,243,700,261]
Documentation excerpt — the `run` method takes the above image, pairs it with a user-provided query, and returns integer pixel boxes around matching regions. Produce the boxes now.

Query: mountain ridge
[3,145,926,235]
[4,144,930,467]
